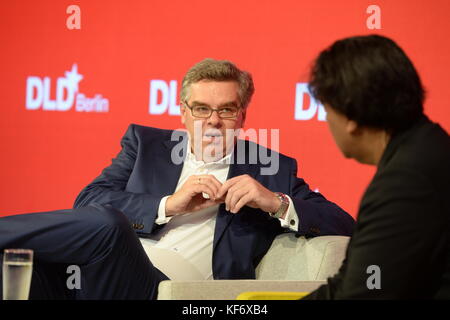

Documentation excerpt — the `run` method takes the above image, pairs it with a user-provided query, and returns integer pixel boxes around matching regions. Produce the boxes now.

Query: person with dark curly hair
[304,34,450,299]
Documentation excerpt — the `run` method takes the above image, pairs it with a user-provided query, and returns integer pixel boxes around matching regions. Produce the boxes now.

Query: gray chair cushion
[256,234,349,280]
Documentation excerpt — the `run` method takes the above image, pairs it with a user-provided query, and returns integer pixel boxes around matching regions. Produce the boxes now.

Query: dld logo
[295,83,326,121]
[26,64,109,112]
[149,80,180,115]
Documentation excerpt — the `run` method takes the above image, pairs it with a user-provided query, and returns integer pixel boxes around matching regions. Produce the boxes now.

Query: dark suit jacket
[74,124,354,279]
[305,117,450,299]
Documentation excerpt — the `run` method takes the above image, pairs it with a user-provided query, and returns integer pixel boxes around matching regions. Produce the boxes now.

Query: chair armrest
[157,280,326,300]
[236,291,310,300]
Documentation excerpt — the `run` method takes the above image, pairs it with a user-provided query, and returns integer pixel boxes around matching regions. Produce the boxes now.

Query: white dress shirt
[140,146,299,280]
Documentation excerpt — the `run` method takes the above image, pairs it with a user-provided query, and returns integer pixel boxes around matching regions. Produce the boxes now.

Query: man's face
[181,80,246,161]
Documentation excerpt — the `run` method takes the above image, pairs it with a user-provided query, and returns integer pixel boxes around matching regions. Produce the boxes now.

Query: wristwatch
[269,192,289,219]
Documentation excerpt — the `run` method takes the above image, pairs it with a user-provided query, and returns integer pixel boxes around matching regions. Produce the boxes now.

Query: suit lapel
[151,132,187,196]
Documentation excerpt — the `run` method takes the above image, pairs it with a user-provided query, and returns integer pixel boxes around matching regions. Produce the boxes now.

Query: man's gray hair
[180,58,255,108]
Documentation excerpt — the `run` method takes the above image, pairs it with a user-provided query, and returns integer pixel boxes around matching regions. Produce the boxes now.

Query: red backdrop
[1,0,449,218]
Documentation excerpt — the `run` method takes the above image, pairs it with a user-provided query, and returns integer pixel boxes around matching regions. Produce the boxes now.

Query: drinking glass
[2,249,33,300]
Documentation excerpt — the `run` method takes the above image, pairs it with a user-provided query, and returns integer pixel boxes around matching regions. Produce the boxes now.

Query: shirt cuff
[155,196,172,225]
[278,195,299,232]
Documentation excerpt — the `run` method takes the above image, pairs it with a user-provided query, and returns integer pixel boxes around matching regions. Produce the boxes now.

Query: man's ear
[240,109,247,128]
[180,105,186,125]
[346,119,361,136]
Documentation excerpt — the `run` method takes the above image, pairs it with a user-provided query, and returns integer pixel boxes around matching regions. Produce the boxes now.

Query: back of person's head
[309,34,425,134]
[180,58,255,108]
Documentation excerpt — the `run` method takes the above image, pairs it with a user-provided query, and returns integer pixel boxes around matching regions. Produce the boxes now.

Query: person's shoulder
[373,119,450,200]
[122,124,186,147]
[395,120,450,173]
[128,124,176,137]
[421,121,450,158]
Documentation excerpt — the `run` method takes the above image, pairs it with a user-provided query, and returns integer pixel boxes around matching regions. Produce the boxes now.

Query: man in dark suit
[303,35,450,299]
[0,59,354,299]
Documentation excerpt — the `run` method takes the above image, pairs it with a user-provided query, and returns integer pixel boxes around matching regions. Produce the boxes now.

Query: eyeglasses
[184,101,241,119]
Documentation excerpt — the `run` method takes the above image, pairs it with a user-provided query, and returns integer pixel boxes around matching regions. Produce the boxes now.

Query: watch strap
[269,192,289,219]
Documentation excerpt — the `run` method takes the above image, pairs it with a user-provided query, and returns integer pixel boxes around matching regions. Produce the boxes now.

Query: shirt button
[290,219,296,226]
